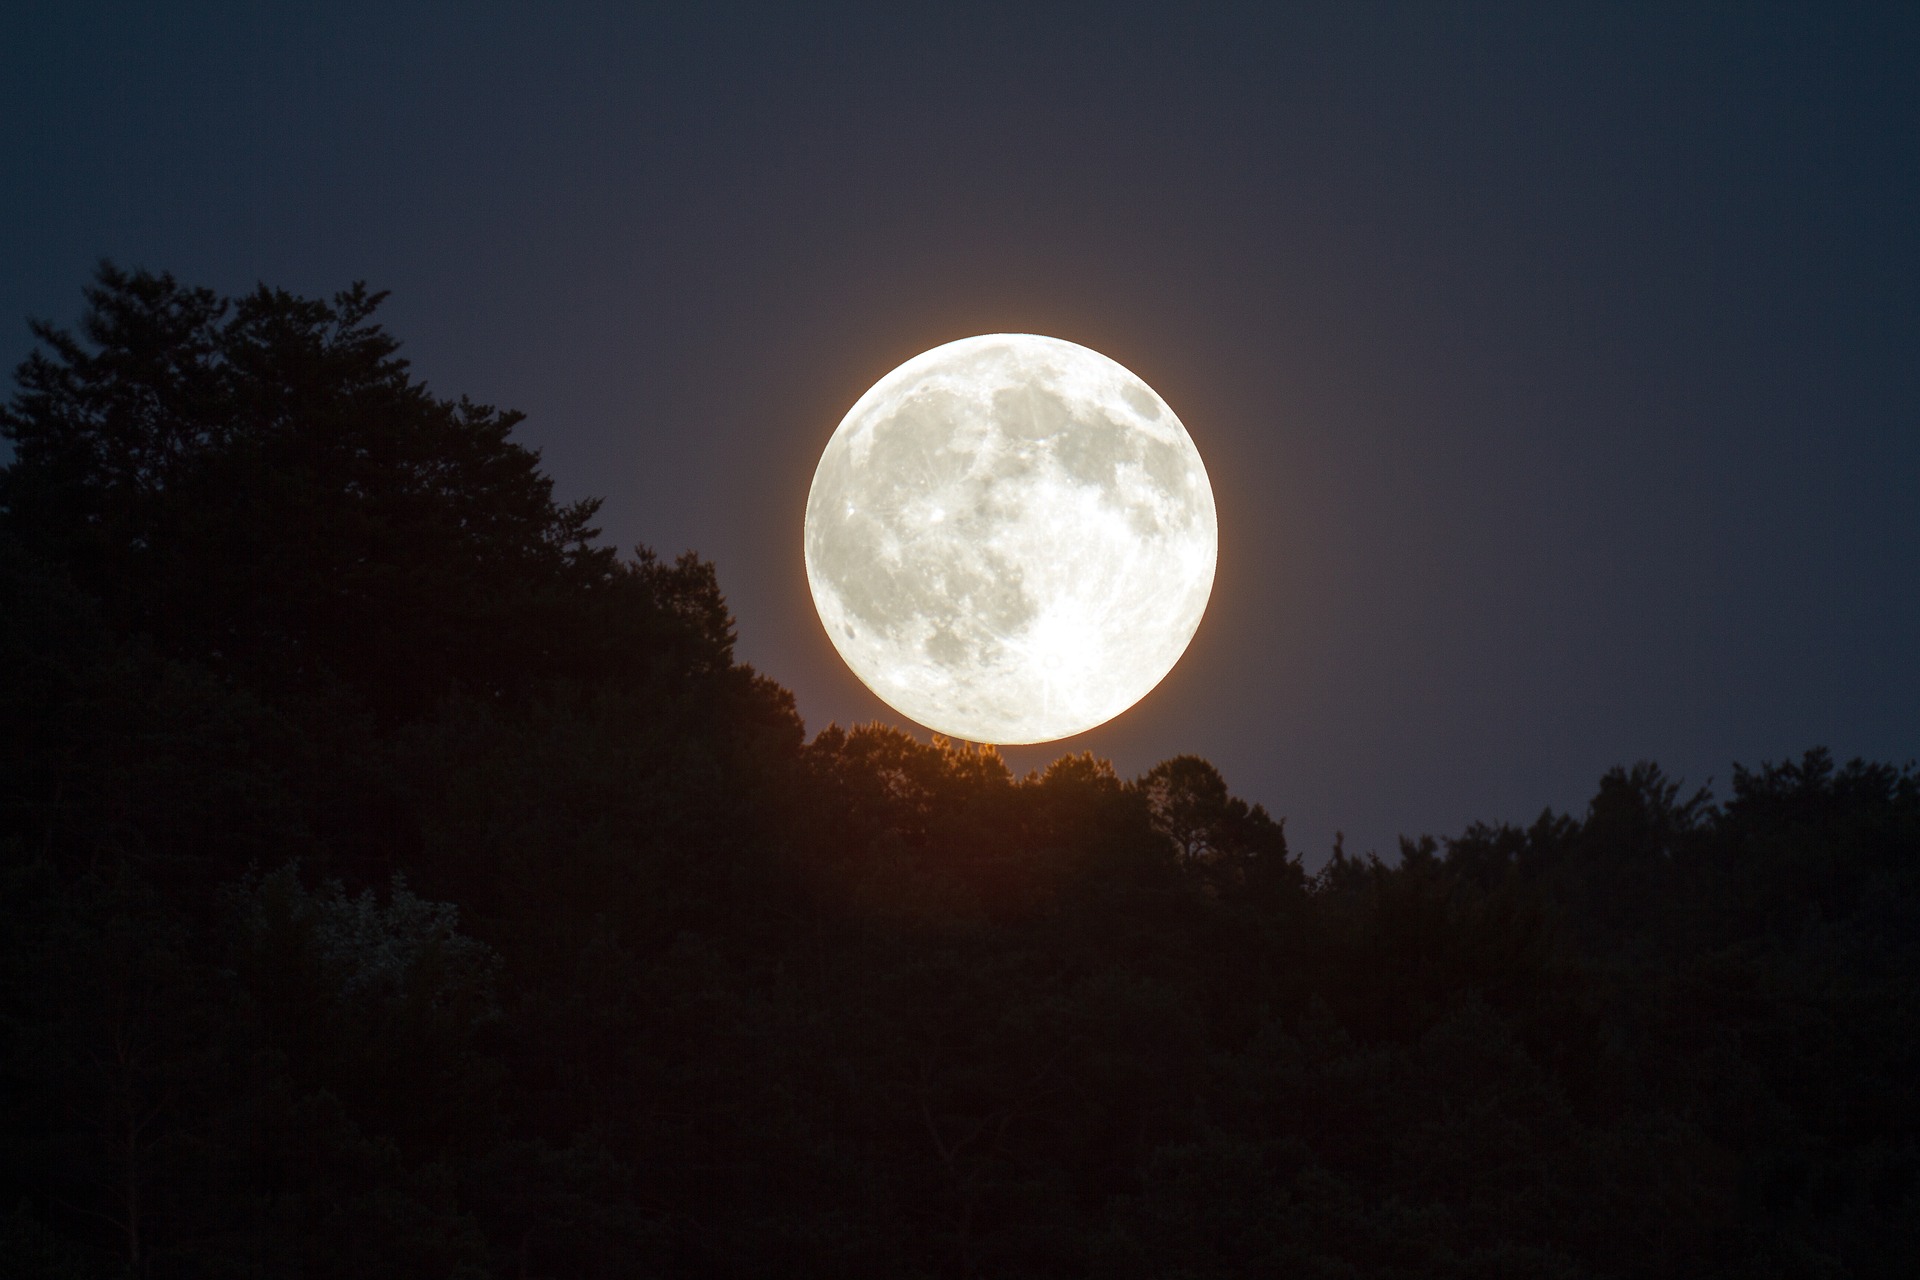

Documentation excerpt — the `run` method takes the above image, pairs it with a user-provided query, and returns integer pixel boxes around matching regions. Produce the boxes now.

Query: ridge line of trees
[2,266,1913,1278]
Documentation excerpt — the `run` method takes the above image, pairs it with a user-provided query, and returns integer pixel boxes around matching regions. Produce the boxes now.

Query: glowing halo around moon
[804,334,1217,745]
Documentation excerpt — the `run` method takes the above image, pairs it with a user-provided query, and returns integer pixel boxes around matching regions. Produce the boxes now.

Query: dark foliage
[3,267,1914,1277]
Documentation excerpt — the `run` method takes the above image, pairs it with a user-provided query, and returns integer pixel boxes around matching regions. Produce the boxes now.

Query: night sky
[5,3,1916,865]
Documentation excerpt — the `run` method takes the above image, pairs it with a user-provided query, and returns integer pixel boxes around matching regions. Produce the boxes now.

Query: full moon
[804,334,1217,745]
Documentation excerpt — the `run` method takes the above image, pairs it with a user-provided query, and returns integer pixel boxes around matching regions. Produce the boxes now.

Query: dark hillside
[3,269,1914,1278]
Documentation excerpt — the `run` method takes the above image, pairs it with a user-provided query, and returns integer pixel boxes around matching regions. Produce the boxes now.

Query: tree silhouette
[0,264,719,722]
[3,267,1915,1278]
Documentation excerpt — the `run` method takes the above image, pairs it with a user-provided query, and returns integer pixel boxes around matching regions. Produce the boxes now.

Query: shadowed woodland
[2,268,1915,1278]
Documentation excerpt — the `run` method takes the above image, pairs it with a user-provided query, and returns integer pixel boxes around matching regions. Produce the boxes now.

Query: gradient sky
[5,3,1916,865]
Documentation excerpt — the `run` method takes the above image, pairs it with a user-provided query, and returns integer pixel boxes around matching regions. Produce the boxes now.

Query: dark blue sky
[5,3,1916,863]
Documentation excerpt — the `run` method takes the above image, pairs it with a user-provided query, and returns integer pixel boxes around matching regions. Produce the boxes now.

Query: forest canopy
[2,266,1915,1279]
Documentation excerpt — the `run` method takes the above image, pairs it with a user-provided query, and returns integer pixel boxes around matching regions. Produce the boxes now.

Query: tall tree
[0,264,693,720]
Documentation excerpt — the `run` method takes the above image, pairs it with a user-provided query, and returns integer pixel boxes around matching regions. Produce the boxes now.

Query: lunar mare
[804,334,1216,744]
